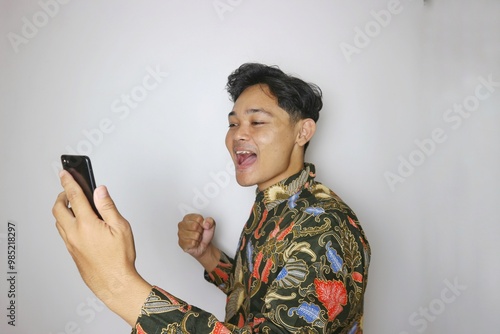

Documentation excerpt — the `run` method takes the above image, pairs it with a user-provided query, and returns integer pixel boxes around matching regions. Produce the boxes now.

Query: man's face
[225,84,305,191]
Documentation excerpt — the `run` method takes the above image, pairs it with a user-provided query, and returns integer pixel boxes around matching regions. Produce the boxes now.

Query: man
[53,63,371,333]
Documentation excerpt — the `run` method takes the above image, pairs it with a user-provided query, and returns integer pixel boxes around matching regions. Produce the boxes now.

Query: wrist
[197,245,221,272]
[99,269,152,326]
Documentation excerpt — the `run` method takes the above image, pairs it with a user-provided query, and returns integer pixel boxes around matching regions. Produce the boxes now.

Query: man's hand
[178,214,220,272]
[52,170,152,326]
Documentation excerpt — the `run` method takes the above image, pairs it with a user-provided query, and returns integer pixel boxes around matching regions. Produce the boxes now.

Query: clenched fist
[177,214,221,272]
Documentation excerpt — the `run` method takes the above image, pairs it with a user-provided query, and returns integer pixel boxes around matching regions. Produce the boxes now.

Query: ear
[296,118,316,147]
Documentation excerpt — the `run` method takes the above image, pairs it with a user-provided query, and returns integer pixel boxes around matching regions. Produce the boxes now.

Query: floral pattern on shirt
[133,163,370,334]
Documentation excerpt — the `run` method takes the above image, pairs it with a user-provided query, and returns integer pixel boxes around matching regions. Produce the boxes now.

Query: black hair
[226,63,323,124]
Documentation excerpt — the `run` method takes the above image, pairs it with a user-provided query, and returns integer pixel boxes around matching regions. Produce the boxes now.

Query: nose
[233,124,249,141]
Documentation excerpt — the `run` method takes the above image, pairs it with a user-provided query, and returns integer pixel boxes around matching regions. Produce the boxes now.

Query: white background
[1,0,499,333]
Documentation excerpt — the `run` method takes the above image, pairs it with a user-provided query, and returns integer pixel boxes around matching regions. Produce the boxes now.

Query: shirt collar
[256,163,316,210]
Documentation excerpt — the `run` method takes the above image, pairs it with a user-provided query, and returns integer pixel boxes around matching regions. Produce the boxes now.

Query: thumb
[203,217,216,231]
[200,217,216,246]
[94,186,124,224]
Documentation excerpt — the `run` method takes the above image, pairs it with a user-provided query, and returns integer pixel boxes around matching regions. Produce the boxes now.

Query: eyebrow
[228,108,273,118]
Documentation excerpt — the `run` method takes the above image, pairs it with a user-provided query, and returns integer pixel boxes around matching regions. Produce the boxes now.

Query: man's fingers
[178,214,216,254]
[179,225,203,242]
[59,170,95,220]
[52,191,77,237]
[178,215,204,235]
[94,186,124,225]
[178,221,203,252]
[184,213,204,224]
[55,219,68,244]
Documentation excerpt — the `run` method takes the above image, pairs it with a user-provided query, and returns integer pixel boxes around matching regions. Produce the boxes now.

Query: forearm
[196,244,221,273]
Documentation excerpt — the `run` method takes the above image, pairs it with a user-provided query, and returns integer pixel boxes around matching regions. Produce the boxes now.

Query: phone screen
[61,155,101,219]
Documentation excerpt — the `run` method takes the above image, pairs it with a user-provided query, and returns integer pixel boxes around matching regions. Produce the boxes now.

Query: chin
[236,180,256,188]
[235,175,257,188]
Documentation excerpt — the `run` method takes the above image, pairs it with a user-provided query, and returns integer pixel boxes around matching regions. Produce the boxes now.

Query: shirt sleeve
[131,253,244,334]
[131,286,246,334]
[204,251,234,295]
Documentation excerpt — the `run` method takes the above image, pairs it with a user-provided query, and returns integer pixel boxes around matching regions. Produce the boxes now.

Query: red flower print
[261,258,273,283]
[211,322,231,334]
[269,219,281,238]
[277,221,294,241]
[253,252,263,279]
[213,267,230,283]
[155,286,191,313]
[352,272,363,283]
[238,314,245,327]
[135,323,147,334]
[253,317,265,327]
[314,278,348,321]
[347,216,358,229]
[254,209,269,239]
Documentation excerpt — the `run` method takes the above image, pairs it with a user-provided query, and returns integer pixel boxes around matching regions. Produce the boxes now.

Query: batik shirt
[133,163,370,334]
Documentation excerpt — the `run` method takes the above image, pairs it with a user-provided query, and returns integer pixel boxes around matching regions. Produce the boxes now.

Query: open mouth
[236,150,257,168]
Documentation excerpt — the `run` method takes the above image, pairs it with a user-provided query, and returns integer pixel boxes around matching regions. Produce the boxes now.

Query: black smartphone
[61,155,102,219]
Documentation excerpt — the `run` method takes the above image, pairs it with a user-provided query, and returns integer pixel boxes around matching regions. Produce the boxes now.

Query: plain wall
[1,0,499,333]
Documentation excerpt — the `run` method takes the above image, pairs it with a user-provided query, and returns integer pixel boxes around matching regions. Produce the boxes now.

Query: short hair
[226,63,323,124]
